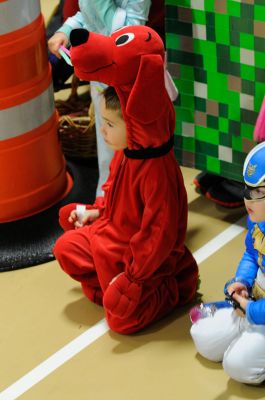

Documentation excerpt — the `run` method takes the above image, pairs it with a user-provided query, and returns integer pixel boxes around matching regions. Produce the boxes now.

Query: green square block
[219,117,229,133]
[183,137,195,152]
[228,105,241,122]
[221,161,243,181]
[230,16,253,34]
[255,52,265,69]
[208,74,228,101]
[175,119,182,135]
[256,68,265,84]
[241,123,254,140]
[220,131,232,147]
[207,115,219,129]
[230,46,240,62]
[166,0,190,6]
[177,78,194,95]
[196,126,219,145]
[181,65,194,80]
[227,0,241,17]
[254,37,265,53]
[196,140,218,157]
[240,33,254,50]
[215,14,230,45]
[219,103,229,118]
[203,53,218,73]
[241,79,255,96]
[195,152,207,170]
[194,40,216,57]
[195,96,206,112]
[206,156,220,174]
[192,9,206,25]
[166,33,180,50]
[240,64,255,81]
[254,92,265,113]
[228,90,240,107]
[204,0,215,12]
[233,150,246,166]
[181,93,195,109]
[194,67,207,83]
[232,136,242,152]
[174,147,183,164]
[254,5,265,22]
[241,4,254,20]
[176,107,194,123]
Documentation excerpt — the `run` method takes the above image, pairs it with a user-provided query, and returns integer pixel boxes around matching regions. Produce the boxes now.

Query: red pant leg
[53,227,103,305]
[105,255,198,334]
[105,276,180,334]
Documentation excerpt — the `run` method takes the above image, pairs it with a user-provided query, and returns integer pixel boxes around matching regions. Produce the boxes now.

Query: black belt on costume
[124,135,174,159]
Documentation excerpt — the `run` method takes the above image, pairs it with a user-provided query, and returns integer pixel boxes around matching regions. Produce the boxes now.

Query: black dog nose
[70,29,89,47]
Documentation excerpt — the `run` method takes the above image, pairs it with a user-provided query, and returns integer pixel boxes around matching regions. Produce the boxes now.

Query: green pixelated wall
[166,0,265,181]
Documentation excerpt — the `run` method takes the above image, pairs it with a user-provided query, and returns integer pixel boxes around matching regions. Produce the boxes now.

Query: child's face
[100,97,127,151]
[245,186,265,222]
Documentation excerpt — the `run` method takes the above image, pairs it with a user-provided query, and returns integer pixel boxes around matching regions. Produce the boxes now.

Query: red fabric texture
[54,26,198,334]
[62,0,79,22]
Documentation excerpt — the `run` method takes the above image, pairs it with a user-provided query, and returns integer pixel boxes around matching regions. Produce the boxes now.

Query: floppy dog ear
[126,54,167,124]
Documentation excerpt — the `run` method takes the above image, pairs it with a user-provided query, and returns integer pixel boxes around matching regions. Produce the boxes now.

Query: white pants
[190,307,265,384]
[90,82,114,197]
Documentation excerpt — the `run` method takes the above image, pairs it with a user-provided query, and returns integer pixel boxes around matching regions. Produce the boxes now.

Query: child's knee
[190,321,225,362]
[53,231,76,263]
[223,347,265,384]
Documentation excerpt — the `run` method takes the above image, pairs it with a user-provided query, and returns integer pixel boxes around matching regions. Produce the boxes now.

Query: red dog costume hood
[70,25,175,151]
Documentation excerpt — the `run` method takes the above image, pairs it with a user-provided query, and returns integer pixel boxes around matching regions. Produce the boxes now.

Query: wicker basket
[56,76,97,160]
[58,105,97,160]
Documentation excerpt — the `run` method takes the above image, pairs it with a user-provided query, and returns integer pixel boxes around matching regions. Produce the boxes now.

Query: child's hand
[48,32,69,58]
[68,208,100,228]
[231,292,249,318]
[227,282,249,298]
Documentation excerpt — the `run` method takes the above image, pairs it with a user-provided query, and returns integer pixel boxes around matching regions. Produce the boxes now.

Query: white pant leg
[90,82,114,197]
[190,308,242,362]
[223,321,265,384]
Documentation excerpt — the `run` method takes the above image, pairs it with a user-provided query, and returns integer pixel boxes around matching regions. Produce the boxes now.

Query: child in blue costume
[48,1,153,197]
[191,141,265,385]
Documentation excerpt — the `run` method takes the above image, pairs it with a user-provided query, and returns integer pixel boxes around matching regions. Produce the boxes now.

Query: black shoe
[206,179,245,208]
[193,172,224,194]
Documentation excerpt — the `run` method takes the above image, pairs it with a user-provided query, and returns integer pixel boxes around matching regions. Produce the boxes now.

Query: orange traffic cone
[0,0,72,222]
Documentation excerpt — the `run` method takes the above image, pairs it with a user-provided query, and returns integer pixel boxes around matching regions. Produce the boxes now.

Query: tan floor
[0,2,263,400]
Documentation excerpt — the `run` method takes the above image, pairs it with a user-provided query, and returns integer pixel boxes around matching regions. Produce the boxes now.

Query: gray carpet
[0,160,98,272]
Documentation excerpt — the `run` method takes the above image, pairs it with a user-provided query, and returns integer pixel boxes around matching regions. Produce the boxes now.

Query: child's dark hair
[102,86,121,114]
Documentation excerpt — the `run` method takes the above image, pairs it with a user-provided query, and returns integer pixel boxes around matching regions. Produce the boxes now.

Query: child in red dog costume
[53,25,198,334]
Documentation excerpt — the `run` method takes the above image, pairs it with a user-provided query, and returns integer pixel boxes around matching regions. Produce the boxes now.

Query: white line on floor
[0,216,247,400]
[0,319,109,400]
[193,215,246,264]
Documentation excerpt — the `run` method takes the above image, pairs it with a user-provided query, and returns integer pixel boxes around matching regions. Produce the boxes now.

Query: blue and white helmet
[243,141,265,187]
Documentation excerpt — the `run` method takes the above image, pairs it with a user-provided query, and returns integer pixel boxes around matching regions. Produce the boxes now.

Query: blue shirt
[228,217,265,325]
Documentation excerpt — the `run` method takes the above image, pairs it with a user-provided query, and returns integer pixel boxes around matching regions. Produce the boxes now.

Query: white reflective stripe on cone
[0,0,40,35]
[0,84,55,140]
